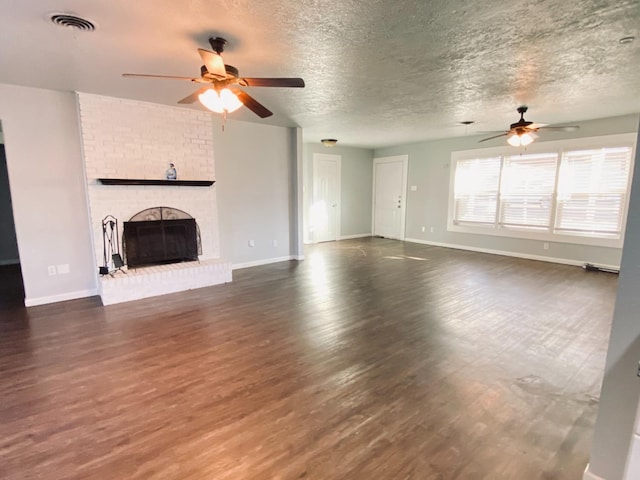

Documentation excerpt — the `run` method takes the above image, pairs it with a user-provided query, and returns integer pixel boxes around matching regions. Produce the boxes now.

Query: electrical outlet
[430,226,435,233]
[543,242,549,250]
[421,226,426,233]
[411,185,417,191]
[47,265,57,276]
[273,239,278,247]
[248,240,255,247]
[57,264,70,275]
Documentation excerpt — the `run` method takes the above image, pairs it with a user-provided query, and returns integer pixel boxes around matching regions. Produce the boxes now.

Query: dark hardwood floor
[0,239,617,479]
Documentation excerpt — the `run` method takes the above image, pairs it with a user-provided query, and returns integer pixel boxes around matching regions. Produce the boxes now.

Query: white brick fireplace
[78,93,231,305]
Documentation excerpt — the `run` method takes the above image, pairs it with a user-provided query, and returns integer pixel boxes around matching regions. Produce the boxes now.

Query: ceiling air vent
[50,14,95,31]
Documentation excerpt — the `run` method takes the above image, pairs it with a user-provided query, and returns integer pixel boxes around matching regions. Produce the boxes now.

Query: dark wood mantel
[97,178,215,187]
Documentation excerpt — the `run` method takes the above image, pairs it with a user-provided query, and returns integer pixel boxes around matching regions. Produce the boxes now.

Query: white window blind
[453,157,501,224]
[499,153,558,230]
[555,147,633,237]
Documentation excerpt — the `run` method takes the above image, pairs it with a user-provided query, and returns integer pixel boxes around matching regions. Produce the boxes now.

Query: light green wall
[0,83,96,303]
[303,143,374,242]
[374,114,640,267]
[214,120,300,266]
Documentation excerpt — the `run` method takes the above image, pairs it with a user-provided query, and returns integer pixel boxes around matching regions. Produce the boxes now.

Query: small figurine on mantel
[166,163,177,180]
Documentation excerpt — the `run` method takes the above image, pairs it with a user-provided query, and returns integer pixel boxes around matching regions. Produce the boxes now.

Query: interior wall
[290,128,304,259]
[374,114,640,267]
[0,145,20,265]
[0,83,96,305]
[303,143,374,242]
[214,119,297,267]
[587,124,640,480]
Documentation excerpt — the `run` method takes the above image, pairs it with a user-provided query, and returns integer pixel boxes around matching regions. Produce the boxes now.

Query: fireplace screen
[123,207,201,268]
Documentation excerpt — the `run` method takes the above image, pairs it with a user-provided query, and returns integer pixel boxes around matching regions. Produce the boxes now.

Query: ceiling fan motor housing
[200,64,239,80]
[511,121,533,131]
[511,106,532,130]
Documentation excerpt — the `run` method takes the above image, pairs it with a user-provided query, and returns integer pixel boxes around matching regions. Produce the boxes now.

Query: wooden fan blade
[241,78,305,88]
[539,125,580,132]
[232,89,273,118]
[178,86,211,104]
[478,132,509,143]
[197,49,226,78]
[123,73,198,81]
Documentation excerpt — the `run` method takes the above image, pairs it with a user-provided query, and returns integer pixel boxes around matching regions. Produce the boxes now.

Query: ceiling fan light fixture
[220,88,243,112]
[507,133,522,147]
[198,88,242,114]
[520,132,535,146]
[321,138,338,147]
[507,131,536,147]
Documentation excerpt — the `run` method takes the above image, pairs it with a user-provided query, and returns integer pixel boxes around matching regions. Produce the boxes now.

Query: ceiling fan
[479,106,579,147]
[123,37,305,118]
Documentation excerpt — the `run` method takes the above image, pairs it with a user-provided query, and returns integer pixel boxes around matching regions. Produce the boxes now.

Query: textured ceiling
[0,0,638,148]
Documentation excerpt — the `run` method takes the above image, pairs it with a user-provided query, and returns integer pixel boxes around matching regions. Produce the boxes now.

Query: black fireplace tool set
[100,215,126,276]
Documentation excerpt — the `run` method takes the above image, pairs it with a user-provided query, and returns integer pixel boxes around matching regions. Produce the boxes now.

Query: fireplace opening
[123,207,201,268]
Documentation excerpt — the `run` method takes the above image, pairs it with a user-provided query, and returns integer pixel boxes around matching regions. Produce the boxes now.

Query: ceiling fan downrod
[209,37,227,54]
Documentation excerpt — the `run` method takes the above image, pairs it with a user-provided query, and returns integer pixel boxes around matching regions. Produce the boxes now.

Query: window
[555,147,632,237]
[449,134,636,246]
[499,153,557,230]
[453,157,500,225]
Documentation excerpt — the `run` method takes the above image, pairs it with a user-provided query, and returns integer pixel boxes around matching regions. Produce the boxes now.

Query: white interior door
[373,155,408,240]
[312,153,341,243]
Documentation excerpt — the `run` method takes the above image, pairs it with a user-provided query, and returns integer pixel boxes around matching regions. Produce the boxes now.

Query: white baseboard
[25,288,98,307]
[0,258,20,266]
[339,233,372,240]
[232,256,294,270]
[583,464,606,480]
[404,238,621,271]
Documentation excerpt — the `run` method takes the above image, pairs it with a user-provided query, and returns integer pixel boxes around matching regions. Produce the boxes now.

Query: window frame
[447,133,637,249]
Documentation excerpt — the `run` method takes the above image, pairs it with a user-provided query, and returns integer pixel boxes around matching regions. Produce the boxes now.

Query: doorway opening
[0,127,24,308]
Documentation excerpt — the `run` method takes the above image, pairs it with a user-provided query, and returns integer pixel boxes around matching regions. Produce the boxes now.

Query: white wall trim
[232,256,294,270]
[404,237,621,271]
[583,464,606,480]
[0,258,19,266]
[339,233,372,240]
[25,288,98,307]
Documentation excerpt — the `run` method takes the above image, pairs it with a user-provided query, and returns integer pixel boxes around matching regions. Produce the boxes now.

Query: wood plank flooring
[0,239,617,479]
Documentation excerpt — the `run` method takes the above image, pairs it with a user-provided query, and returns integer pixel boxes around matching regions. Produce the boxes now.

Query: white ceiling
[0,0,638,148]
